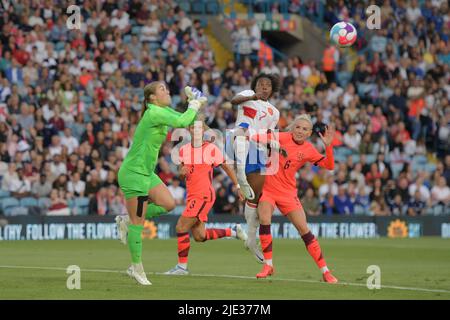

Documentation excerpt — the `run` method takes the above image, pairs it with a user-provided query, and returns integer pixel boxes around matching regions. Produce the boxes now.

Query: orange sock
[259,224,272,263]
[177,232,190,264]
[302,231,327,269]
[204,228,231,241]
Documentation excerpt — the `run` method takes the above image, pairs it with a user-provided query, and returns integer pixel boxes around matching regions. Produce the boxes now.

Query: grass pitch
[0,238,449,300]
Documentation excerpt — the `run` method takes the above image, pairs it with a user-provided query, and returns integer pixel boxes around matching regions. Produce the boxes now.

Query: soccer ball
[330,22,357,47]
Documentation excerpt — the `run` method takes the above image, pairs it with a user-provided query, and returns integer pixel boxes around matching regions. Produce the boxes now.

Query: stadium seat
[55,41,65,51]
[334,154,346,163]
[4,206,27,216]
[354,205,367,215]
[131,26,141,35]
[123,34,132,44]
[81,95,93,104]
[173,205,184,215]
[206,1,220,14]
[335,147,352,158]
[171,95,181,106]
[73,206,89,216]
[191,1,206,13]
[336,71,352,88]
[391,163,404,179]
[20,197,38,207]
[178,1,190,12]
[1,197,20,210]
[351,154,360,163]
[74,197,90,214]
[74,197,90,207]
[148,42,161,51]
[413,155,427,165]
[207,95,216,104]
[67,198,75,208]
[365,154,376,164]
[38,197,52,209]
[0,189,10,198]
[425,163,436,173]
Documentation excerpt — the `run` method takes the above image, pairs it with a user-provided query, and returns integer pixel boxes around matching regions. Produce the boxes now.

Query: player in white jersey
[229,73,280,263]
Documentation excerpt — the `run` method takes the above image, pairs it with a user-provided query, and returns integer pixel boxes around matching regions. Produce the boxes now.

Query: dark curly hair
[250,73,280,98]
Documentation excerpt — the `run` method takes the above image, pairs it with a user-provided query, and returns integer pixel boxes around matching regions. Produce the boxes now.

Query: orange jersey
[179,142,224,201]
[254,132,334,194]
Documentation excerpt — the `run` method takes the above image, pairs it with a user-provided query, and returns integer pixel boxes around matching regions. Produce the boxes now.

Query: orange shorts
[182,197,214,222]
[259,189,303,216]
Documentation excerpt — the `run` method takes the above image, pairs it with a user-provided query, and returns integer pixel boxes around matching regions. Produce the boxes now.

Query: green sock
[128,224,144,264]
[145,203,168,219]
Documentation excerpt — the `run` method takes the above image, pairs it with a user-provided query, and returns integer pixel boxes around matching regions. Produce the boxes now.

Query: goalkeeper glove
[185,86,207,112]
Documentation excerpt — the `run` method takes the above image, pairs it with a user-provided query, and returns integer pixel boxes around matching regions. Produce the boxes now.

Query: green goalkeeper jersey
[121,103,197,176]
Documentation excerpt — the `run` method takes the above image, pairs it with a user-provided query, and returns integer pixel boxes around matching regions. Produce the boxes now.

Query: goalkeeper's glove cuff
[188,99,201,112]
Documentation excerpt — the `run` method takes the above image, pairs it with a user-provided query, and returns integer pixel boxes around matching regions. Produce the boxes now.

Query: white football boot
[164,265,189,275]
[126,263,152,285]
[233,224,248,241]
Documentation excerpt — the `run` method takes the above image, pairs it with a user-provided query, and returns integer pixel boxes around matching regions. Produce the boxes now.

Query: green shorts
[118,166,163,200]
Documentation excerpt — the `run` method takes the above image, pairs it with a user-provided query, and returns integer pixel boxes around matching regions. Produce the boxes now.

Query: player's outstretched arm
[220,163,245,201]
[230,92,263,105]
[315,125,336,170]
[147,87,207,128]
[249,132,288,158]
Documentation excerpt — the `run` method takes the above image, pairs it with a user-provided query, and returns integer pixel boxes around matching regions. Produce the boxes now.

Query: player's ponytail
[140,82,160,119]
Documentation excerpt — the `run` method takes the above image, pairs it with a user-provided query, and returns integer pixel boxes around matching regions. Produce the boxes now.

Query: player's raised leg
[244,172,266,264]
[116,175,170,245]
[191,220,244,242]
[255,200,275,278]
[286,208,338,284]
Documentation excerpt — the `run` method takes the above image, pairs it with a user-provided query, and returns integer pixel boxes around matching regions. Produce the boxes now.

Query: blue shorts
[225,133,267,175]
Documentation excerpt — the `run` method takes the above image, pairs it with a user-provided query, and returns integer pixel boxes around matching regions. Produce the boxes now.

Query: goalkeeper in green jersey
[116,81,207,285]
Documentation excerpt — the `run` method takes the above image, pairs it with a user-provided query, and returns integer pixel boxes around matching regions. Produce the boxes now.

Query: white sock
[321,266,329,274]
[230,227,237,238]
[178,263,187,269]
[265,259,273,266]
[244,202,259,243]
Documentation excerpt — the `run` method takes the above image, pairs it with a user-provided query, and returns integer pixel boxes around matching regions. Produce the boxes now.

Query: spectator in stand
[8,167,31,198]
[213,187,235,215]
[31,173,52,198]
[431,177,450,212]
[333,186,354,215]
[167,177,185,206]
[301,187,320,216]
[47,189,70,216]
[408,190,427,216]
[67,171,86,198]
[408,178,431,204]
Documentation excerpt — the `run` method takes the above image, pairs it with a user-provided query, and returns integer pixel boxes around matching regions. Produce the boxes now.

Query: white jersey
[235,90,279,134]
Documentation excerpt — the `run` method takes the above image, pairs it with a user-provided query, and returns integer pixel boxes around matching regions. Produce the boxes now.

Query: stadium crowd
[0,0,449,217]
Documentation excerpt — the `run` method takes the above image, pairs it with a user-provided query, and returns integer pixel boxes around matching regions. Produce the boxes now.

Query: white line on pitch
[0,265,449,295]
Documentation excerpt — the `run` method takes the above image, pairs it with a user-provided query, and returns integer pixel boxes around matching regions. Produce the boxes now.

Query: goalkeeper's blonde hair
[287,114,313,132]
